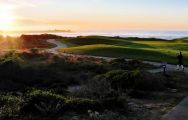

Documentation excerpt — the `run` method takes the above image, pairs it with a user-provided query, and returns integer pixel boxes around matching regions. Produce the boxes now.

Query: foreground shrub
[88,110,127,120]
[21,90,127,116]
[21,90,66,115]
[94,70,166,91]
[110,58,143,70]
[0,52,23,74]
[73,78,113,99]
[21,90,101,115]
[95,70,141,90]
[133,72,166,91]
[0,95,23,119]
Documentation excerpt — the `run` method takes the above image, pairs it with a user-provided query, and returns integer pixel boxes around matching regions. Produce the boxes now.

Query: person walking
[176,51,184,71]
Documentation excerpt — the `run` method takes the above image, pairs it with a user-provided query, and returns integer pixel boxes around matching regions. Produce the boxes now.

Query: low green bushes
[21,90,66,115]
[0,51,175,119]
[110,58,152,70]
[21,90,100,114]
[0,95,23,119]
[93,70,166,91]
[20,89,127,115]
[0,52,108,91]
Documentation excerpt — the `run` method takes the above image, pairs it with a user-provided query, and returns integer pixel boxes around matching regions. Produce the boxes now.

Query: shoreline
[1,31,188,40]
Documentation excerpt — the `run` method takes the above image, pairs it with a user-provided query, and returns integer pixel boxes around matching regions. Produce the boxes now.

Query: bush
[94,70,166,91]
[21,90,66,114]
[65,98,101,112]
[20,89,127,116]
[110,58,148,70]
[133,72,166,91]
[110,58,146,70]
[95,70,141,90]
[0,51,23,69]
[128,59,142,68]
[72,78,114,99]
[110,58,128,69]
[101,96,127,110]
[0,52,109,91]
[0,95,23,118]
[30,48,39,54]
[0,52,26,90]
[21,90,101,114]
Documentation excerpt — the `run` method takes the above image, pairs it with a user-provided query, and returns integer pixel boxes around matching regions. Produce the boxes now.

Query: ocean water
[1,30,188,40]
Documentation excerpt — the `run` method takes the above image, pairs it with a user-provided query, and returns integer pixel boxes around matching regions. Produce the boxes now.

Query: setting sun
[0,8,14,30]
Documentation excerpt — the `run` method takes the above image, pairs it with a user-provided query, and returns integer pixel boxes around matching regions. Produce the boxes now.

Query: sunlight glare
[0,7,14,30]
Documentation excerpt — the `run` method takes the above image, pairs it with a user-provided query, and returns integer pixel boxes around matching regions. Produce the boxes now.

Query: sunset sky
[0,0,188,31]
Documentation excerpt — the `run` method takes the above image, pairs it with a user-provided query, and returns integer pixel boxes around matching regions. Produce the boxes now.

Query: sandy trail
[46,39,68,54]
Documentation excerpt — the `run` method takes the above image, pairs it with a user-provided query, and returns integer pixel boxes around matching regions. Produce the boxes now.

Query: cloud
[0,0,47,9]
[15,18,47,25]
[14,18,67,26]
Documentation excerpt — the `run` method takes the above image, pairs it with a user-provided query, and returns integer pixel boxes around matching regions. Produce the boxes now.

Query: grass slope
[59,36,188,65]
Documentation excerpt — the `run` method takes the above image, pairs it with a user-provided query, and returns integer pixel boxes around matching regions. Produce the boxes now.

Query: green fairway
[59,36,188,66]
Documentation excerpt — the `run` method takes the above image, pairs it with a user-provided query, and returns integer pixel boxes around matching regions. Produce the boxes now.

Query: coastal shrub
[95,70,141,90]
[110,58,148,70]
[21,90,101,114]
[20,34,62,41]
[30,48,39,54]
[73,78,114,99]
[0,95,23,118]
[70,77,128,110]
[0,52,23,71]
[110,58,128,69]
[21,51,49,61]
[0,52,26,90]
[101,96,127,110]
[133,72,166,91]
[88,110,127,120]
[0,53,86,90]
[75,62,107,74]
[127,59,142,69]
[65,98,101,112]
[21,90,66,114]
[50,55,108,74]
[21,89,127,115]
[93,70,166,91]
[20,34,62,49]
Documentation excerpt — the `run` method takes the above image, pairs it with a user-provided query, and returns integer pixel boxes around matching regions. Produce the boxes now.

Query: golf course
[59,36,188,66]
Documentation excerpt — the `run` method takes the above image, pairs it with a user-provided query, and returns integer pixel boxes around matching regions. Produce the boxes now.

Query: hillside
[59,36,188,66]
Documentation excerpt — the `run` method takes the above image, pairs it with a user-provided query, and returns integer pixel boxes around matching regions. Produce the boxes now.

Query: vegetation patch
[59,36,188,66]
[0,50,187,119]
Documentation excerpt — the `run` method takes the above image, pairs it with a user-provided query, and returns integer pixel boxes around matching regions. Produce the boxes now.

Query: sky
[0,0,188,31]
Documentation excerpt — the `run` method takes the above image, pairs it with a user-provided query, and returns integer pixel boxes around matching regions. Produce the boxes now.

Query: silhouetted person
[176,51,184,71]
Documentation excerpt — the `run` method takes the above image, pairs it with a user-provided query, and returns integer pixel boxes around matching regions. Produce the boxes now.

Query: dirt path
[46,39,68,54]
[46,39,188,74]
[143,61,188,74]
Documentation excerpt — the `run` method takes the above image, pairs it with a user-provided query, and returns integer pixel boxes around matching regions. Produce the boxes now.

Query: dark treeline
[20,34,64,49]
[20,34,63,40]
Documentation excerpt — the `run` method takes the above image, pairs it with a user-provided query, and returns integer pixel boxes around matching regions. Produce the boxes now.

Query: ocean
[1,30,188,40]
